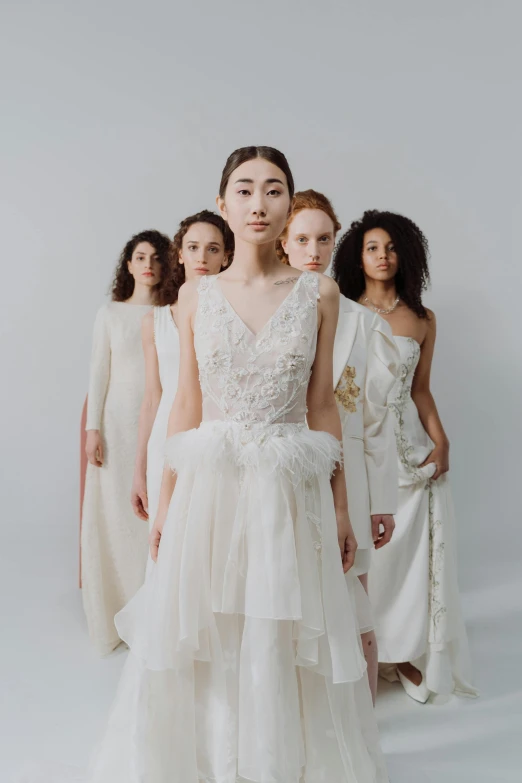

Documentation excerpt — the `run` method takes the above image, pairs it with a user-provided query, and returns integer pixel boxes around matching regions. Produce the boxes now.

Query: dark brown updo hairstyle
[276,189,342,263]
[332,210,431,319]
[155,210,233,306]
[111,229,172,303]
[219,146,295,200]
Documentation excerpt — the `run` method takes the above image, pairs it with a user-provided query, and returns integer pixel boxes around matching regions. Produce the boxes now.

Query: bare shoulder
[178,278,201,307]
[179,277,200,297]
[426,308,436,329]
[317,274,339,302]
[177,278,203,329]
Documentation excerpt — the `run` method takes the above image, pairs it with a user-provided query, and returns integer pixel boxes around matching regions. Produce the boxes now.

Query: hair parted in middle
[276,189,342,263]
[155,210,233,307]
[219,146,295,200]
[110,229,172,303]
[332,209,431,319]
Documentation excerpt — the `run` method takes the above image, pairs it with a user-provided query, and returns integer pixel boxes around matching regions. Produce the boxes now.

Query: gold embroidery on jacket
[335,365,360,413]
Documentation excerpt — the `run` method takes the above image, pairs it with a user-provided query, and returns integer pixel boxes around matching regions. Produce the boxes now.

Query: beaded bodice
[389,337,421,408]
[195,273,320,428]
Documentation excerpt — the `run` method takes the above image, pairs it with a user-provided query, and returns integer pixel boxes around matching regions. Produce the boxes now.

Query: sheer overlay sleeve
[362,313,400,515]
[85,304,111,430]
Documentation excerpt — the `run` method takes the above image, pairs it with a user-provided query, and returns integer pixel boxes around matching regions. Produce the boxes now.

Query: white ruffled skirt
[88,420,387,783]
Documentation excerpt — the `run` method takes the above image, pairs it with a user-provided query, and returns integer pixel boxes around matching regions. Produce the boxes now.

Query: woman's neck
[126,282,155,305]
[362,278,398,308]
[223,238,283,280]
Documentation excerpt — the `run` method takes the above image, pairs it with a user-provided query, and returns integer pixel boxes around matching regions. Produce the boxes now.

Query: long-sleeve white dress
[81,301,151,655]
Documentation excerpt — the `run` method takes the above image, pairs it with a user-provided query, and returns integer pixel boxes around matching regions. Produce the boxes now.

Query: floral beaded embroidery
[389,339,424,481]
[428,482,447,640]
[334,365,360,413]
[195,273,319,427]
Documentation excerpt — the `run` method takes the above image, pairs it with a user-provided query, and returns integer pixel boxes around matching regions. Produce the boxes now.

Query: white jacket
[333,295,399,554]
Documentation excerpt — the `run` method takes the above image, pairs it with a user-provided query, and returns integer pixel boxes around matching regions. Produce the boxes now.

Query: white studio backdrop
[1,0,521,624]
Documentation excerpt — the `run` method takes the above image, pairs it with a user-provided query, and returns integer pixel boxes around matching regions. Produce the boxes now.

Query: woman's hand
[131,473,149,521]
[85,430,104,467]
[149,512,166,562]
[372,514,395,549]
[336,508,358,573]
[420,440,449,480]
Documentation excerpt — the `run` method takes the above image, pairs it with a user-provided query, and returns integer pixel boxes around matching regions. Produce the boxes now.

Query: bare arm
[412,311,450,479]
[307,275,357,572]
[150,281,202,560]
[131,311,163,520]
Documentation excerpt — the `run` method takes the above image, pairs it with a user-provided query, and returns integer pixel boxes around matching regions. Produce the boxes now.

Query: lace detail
[428,482,447,639]
[389,338,424,480]
[195,273,319,427]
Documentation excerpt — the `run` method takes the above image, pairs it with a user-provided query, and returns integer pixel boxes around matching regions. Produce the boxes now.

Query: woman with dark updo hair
[81,229,171,655]
[68,147,388,782]
[333,210,478,703]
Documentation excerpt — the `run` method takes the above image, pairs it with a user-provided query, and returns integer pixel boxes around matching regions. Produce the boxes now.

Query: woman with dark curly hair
[82,229,171,655]
[333,210,478,703]
[131,211,232,532]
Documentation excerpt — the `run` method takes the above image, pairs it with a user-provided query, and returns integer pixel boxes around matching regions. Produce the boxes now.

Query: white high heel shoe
[397,669,430,703]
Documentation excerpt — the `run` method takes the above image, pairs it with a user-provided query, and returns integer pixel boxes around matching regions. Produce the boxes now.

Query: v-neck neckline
[215,273,305,338]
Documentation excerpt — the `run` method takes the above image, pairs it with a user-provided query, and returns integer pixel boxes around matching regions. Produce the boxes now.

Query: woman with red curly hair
[82,229,171,655]
[131,211,232,532]
[279,190,399,704]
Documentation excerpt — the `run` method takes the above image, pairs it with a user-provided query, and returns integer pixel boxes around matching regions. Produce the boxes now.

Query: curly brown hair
[332,210,431,319]
[111,230,172,303]
[276,189,342,263]
[156,211,233,306]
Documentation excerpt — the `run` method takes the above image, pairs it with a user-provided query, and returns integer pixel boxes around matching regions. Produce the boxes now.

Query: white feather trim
[165,421,342,484]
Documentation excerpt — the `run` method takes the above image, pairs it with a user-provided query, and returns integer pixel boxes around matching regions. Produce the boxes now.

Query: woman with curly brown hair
[82,229,171,655]
[333,210,478,703]
[131,211,232,533]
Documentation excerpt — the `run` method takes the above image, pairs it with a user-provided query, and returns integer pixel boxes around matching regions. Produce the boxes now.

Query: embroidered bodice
[195,272,320,428]
[389,336,421,410]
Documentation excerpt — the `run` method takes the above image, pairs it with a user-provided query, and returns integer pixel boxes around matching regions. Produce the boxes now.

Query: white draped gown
[369,336,478,697]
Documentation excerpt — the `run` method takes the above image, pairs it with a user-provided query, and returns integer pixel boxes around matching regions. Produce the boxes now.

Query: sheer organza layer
[103,422,386,782]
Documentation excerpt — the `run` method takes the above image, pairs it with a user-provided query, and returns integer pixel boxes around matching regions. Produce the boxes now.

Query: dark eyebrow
[234,177,285,186]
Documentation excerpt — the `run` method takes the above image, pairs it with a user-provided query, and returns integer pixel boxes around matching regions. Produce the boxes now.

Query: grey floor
[3,522,521,782]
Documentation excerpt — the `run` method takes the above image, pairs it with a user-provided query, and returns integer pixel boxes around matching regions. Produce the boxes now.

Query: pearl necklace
[363,294,401,315]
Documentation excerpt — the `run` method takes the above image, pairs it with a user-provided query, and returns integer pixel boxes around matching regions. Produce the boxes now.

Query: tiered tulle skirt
[89,421,388,783]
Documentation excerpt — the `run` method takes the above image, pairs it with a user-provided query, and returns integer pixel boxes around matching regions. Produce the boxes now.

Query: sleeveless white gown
[20,273,388,783]
[146,305,180,526]
[369,336,478,697]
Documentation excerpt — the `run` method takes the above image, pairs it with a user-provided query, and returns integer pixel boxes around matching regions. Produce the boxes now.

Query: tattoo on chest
[274,277,299,286]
